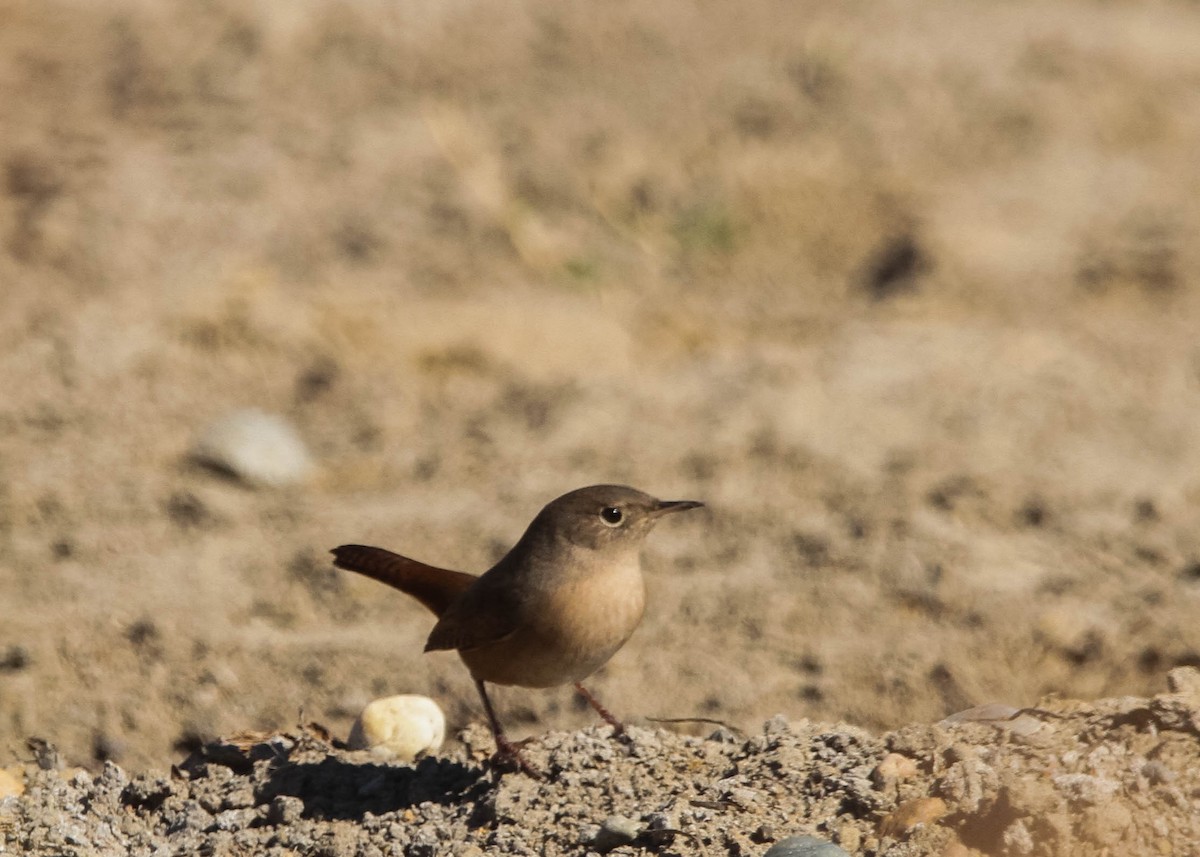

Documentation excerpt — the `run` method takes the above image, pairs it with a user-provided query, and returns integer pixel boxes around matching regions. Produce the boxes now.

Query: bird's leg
[474,679,541,778]
[574,682,625,735]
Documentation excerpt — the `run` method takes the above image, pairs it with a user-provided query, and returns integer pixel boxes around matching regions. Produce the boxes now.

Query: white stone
[191,409,314,487]
[347,695,445,762]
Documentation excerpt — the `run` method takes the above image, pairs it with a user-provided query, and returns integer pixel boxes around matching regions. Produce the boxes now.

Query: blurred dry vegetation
[5,1,1198,315]
[3,0,1200,771]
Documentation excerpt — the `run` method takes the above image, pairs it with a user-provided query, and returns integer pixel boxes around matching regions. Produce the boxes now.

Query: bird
[331,484,703,775]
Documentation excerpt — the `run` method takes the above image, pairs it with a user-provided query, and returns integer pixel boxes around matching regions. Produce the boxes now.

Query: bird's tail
[330,545,477,617]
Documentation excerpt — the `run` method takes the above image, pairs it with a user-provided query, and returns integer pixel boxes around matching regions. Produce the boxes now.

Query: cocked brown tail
[331,485,703,779]
[330,545,476,617]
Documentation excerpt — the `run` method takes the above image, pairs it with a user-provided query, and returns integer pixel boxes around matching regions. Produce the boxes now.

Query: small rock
[222,786,256,810]
[214,808,256,832]
[645,811,676,832]
[643,806,681,844]
[165,799,212,835]
[763,714,791,736]
[879,797,948,837]
[1141,760,1175,785]
[408,828,440,857]
[940,704,1044,737]
[26,737,60,771]
[1003,818,1034,855]
[941,703,1014,725]
[191,408,314,488]
[98,761,127,790]
[727,786,762,809]
[347,695,445,762]
[1167,666,1200,698]
[1052,773,1119,804]
[708,725,741,744]
[267,795,305,825]
[871,752,918,788]
[590,815,641,852]
[764,834,850,857]
[121,775,172,810]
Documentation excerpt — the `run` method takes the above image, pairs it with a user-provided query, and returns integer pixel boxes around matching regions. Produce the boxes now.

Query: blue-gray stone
[764,834,850,857]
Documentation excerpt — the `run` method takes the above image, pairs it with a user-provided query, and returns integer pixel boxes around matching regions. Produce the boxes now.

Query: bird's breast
[459,554,646,688]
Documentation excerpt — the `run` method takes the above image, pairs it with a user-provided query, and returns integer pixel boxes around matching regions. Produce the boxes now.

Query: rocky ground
[7,668,1200,856]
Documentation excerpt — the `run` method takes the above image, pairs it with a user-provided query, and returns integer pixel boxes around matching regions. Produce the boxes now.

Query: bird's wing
[423,571,521,653]
[331,544,477,617]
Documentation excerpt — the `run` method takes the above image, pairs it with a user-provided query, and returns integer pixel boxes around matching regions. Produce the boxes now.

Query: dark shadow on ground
[174,731,495,822]
[260,754,490,820]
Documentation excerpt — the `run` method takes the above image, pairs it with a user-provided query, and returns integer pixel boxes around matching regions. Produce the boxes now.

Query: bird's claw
[491,736,544,779]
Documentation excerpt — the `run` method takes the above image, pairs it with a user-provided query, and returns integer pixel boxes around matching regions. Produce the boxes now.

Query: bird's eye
[600,506,623,526]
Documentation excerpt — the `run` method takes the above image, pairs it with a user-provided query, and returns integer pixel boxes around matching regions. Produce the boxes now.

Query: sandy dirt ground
[3,1,1200,854]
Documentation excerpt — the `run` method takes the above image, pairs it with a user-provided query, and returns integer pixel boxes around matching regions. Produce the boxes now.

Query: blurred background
[3,0,1200,771]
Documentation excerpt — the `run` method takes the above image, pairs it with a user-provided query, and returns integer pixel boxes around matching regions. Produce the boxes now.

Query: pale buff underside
[457,554,647,688]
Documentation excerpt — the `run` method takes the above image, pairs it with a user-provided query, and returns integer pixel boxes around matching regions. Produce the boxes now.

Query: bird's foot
[574,682,626,736]
[490,734,543,779]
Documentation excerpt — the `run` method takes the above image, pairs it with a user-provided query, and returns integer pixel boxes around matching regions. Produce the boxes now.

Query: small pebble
[165,799,211,835]
[26,738,60,771]
[728,786,762,809]
[643,811,678,846]
[267,795,305,825]
[752,824,775,843]
[872,752,918,788]
[97,761,127,790]
[1141,760,1175,785]
[1051,773,1119,804]
[590,815,641,852]
[763,714,791,735]
[348,695,445,762]
[940,704,1044,737]
[879,797,948,837]
[214,808,256,832]
[764,834,850,857]
[191,408,314,487]
[1167,666,1200,698]
[121,775,172,808]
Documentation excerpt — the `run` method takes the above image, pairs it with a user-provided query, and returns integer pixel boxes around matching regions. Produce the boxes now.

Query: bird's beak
[652,499,704,517]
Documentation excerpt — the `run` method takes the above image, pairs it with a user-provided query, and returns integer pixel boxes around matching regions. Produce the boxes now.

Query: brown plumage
[331,484,703,776]
[328,545,475,616]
